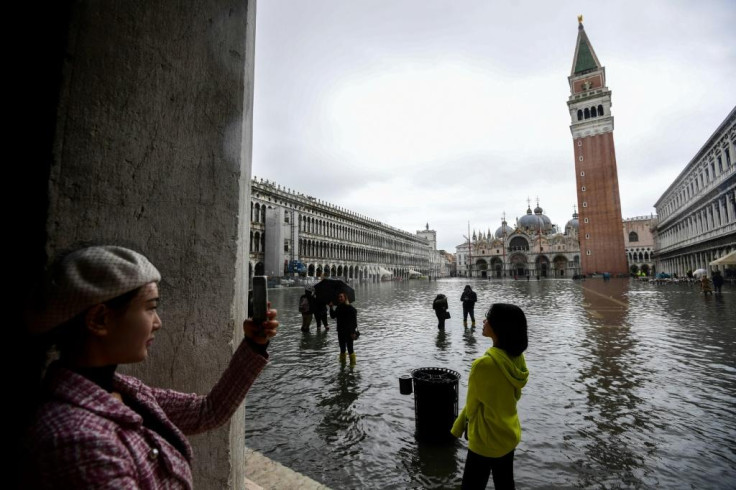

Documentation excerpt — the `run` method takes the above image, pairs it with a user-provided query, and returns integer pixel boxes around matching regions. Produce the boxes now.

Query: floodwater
[245,278,736,489]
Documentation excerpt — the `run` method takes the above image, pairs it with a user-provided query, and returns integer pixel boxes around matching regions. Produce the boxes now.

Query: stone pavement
[245,448,330,490]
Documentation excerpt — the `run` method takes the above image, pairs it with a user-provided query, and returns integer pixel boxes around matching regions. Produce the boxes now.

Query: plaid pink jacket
[23,340,268,489]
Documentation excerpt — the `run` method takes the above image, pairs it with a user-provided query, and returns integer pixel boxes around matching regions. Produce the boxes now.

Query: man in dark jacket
[329,292,358,364]
[712,271,724,294]
[461,285,477,327]
[433,294,449,330]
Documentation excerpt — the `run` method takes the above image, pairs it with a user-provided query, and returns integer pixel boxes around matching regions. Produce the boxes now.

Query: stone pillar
[44,1,257,488]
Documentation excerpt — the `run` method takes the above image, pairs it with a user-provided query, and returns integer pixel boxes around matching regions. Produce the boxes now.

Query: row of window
[250,231,427,267]
[251,201,428,256]
[299,214,424,253]
[576,105,605,121]
[463,255,580,266]
[659,138,734,220]
[298,239,426,266]
[659,193,736,248]
[628,251,652,262]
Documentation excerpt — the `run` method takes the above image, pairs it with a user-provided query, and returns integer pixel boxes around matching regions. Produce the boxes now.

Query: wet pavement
[245,278,736,489]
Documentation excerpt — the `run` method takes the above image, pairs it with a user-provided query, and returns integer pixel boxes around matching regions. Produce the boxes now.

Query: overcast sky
[252,0,735,251]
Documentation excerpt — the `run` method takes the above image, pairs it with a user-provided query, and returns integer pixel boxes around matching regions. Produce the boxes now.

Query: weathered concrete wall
[46,1,256,488]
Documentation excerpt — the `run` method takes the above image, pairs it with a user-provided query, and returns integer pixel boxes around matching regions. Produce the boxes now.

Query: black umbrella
[313,278,356,304]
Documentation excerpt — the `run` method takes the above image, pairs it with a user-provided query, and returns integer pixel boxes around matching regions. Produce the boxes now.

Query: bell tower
[567,16,628,275]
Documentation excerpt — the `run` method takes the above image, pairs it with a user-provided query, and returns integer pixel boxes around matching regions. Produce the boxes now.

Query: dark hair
[486,303,528,357]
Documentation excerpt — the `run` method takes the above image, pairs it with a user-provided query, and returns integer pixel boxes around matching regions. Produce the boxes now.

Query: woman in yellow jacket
[451,303,529,489]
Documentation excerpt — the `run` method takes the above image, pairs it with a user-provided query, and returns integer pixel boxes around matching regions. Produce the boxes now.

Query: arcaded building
[653,107,736,276]
[249,178,447,281]
[567,18,628,275]
[623,215,657,275]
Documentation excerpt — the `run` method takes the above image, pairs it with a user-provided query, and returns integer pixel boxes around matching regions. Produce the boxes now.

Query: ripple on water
[246,278,736,489]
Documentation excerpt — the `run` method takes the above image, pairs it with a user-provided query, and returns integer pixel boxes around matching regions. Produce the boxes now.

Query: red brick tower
[567,17,628,275]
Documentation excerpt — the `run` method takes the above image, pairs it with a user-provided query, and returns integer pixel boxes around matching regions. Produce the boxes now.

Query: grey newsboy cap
[27,246,161,334]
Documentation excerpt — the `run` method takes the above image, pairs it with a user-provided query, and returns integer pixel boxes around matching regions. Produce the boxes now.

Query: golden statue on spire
[578,14,584,24]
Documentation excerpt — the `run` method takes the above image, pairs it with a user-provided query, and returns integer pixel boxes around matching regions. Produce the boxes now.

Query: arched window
[577,109,583,121]
[629,231,639,242]
[597,104,604,116]
[509,236,529,251]
[584,108,590,119]
[591,106,597,117]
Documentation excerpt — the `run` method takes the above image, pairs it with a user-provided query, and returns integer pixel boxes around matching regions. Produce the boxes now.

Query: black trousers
[461,449,515,490]
[337,329,354,354]
[463,305,475,323]
[315,310,328,327]
[435,309,446,329]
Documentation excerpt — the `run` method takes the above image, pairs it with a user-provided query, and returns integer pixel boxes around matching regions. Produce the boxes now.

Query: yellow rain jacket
[451,347,529,457]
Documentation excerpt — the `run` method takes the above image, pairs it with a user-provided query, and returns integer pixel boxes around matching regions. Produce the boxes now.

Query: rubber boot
[349,353,357,365]
[339,352,347,363]
[463,320,467,327]
[472,321,476,327]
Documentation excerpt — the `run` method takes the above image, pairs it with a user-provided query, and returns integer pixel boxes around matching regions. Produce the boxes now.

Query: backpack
[299,296,310,313]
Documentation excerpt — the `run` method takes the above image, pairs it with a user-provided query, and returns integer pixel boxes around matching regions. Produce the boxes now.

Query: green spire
[571,20,602,75]
[574,37,597,74]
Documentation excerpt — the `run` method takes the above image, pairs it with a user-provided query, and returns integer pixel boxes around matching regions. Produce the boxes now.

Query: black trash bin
[411,367,460,442]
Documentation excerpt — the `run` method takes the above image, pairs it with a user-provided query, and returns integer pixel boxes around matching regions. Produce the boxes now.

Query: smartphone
[250,276,268,325]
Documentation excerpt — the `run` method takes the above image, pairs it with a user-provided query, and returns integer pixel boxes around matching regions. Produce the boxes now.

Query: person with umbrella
[700,274,714,295]
[329,291,358,364]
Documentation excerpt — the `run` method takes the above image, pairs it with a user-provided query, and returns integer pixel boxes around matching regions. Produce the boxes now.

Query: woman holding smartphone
[21,245,278,488]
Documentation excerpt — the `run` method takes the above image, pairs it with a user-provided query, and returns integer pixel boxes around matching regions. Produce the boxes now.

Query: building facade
[250,178,448,281]
[623,215,657,275]
[653,107,736,276]
[567,18,628,275]
[455,203,581,278]
[416,224,453,279]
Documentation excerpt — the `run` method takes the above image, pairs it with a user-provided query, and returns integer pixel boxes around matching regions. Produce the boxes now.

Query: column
[43,2,257,487]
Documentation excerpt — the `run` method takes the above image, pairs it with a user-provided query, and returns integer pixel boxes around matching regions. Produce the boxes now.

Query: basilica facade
[455,202,581,278]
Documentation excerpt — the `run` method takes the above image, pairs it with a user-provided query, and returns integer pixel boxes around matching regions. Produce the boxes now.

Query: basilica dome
[495,219,514,238]
[565,211,579,233]
[534,204,552,227]
[519,206,545,230]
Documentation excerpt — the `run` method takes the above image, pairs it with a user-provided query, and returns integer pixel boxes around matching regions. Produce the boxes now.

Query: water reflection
[399,439,462,489]
[435,330,450,351]
[246,278,736,489]
[576,279,650,487]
